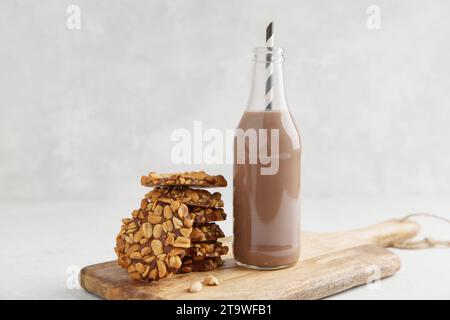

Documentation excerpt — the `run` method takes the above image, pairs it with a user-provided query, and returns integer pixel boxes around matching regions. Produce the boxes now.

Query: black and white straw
[265,21,274,111]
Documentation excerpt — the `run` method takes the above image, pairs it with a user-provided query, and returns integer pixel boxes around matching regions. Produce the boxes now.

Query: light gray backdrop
[2,0,450,300]
[1,0,449,203]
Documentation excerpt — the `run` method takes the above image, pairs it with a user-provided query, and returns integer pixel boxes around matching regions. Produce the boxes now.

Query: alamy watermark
[171,121,280,175]
[66,264,82,290]
[66,5,81,30]
[367,5,381,30]
[366,264,382,290]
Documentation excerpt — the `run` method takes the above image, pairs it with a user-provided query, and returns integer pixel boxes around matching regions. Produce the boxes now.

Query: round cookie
[115,200,194,282]
[145,187,224,208]
[141,171,227,188]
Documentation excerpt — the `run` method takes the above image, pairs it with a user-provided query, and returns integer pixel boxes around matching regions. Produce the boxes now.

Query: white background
[0,0,449,299]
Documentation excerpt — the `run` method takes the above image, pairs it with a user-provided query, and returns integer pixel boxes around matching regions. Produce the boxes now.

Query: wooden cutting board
[80,219,419,300]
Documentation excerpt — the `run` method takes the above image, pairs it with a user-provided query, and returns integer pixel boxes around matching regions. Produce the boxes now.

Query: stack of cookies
[115,171,228,282]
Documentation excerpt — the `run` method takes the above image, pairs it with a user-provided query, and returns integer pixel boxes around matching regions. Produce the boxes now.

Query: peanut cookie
[115,207,192,282]
[179,256,224,273]
[145,187,224,208]
[141,171,227,188]
[115,204,225,281]
[190,206,227,224]
[185,242,229,258]
[190,224,225,242]
[145,200,227,224]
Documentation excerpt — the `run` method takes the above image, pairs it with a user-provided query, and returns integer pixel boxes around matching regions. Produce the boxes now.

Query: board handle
[349,218,420,248]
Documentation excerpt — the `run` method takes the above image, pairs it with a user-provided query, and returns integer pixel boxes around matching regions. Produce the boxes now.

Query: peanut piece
[154,205,163,216]
[142,265,150,278]
[170,200,181,213]
[173,236,191,248]
[183,218,194,228]
[127,244,140,253]
[143,255,155,264]
[180,227,192,238]
[173,217,183,229]
[169,247,185,256]
[153,224,162,238]
[163,205,173,219]
[178,203,189,218]
[169,256,182,269]
[141,222,153,238]
[148,215,162,224]
[135,263,145,275]
[141,246,152,256]
[149,268,158,280]
[165,234,175,246]
[186,189,199,202]
[157,260,167,278]
[151,239,163,255]
[162,220,173,233]
[202,275,220,286]
[189,281,203,293]
[129,252,142,259]
[133,230,144,243]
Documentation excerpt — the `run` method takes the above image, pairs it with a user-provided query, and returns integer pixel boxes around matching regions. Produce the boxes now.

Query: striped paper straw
[265,21,274,111]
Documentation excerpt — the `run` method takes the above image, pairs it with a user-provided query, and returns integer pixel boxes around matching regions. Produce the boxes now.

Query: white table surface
[1,195,449,300]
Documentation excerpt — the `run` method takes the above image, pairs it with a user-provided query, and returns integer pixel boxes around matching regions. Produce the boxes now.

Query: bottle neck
[246,47,288,111]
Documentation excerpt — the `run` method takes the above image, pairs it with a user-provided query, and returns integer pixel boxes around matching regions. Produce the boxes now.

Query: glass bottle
[233,47,302,269]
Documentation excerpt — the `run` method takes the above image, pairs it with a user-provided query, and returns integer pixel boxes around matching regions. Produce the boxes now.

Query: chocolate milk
[233,110,301,269]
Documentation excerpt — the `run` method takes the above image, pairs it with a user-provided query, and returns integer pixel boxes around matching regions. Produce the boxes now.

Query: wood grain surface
[80,219,419,300]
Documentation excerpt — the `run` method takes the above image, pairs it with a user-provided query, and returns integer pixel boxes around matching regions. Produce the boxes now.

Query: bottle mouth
[253,47,284,63]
